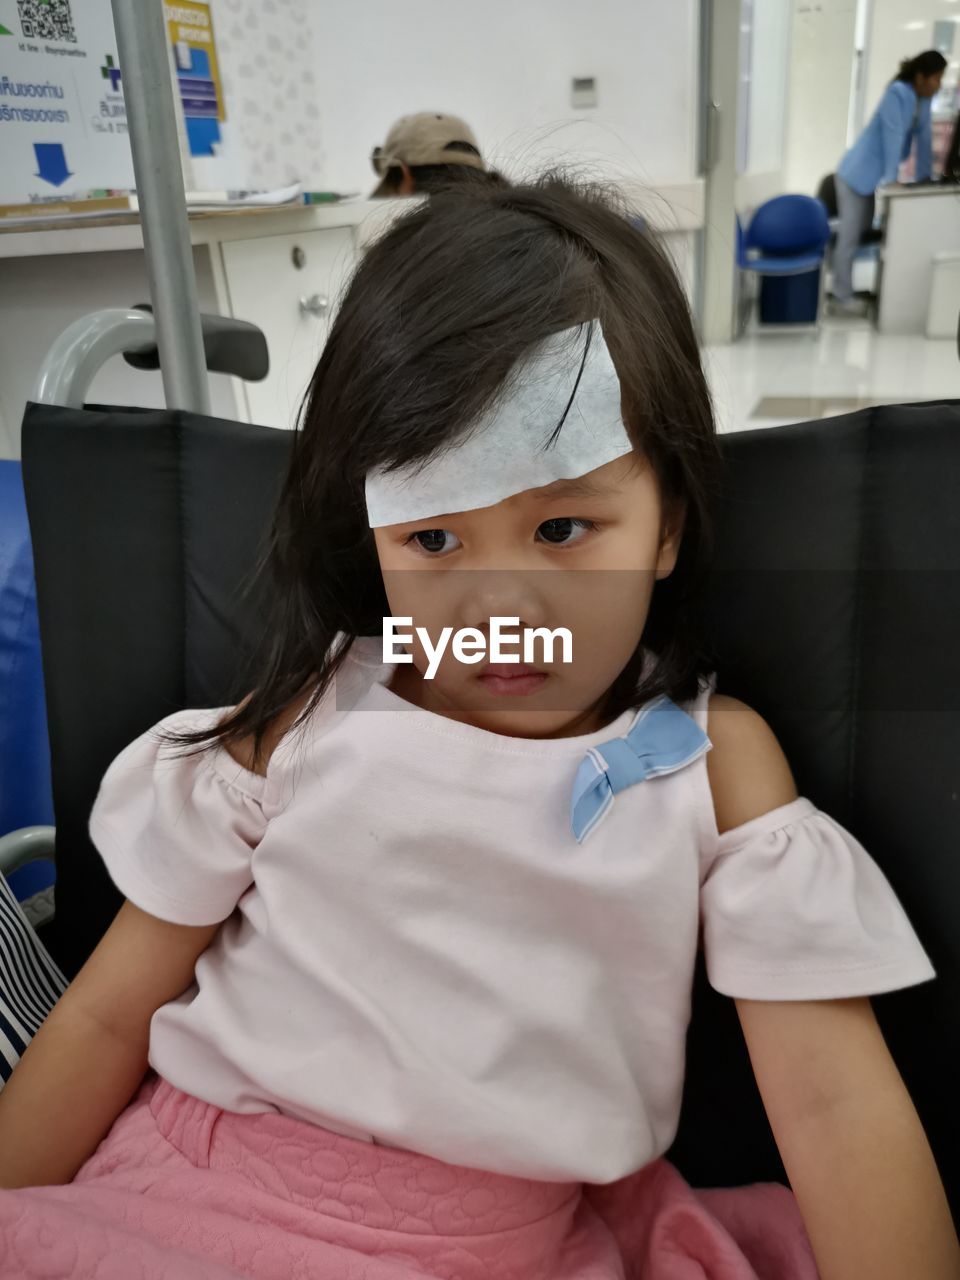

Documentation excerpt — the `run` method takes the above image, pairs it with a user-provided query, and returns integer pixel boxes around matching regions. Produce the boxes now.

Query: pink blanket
[0,1078,818,1279]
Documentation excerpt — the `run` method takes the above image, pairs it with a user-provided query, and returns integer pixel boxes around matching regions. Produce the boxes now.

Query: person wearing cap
[370,112,502,197]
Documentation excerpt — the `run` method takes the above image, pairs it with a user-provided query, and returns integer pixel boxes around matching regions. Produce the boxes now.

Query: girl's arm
[738,995,959,1280]
[0,901,218,1189]
[707,697,960,1280]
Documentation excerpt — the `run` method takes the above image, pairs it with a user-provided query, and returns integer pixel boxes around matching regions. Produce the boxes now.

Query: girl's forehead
[379,456,650,535]
[365,323,631,530]
[502,454,649,511]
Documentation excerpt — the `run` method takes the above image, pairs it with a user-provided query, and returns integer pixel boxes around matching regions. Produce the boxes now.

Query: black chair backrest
[21,398,960,1214]
[815,172,880,246]
[815,173,838,218]
[22,404,286,973]
[669,401,960,1212]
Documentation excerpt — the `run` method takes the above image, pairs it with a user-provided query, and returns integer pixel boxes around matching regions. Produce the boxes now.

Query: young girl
[0,179,956,1280]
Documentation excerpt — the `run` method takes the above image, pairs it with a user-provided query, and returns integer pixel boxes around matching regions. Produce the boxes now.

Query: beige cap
[371,112,485,175]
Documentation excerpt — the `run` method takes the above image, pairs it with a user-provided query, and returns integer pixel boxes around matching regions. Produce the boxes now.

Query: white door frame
[849,0,875,142]
[700,0,743,345]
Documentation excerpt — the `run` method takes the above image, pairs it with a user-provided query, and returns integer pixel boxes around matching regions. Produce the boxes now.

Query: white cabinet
[0,200,406,455]
[878,188,960,335]
[926,251,960,340]
[221,226,357,429]
[0,244,244,453]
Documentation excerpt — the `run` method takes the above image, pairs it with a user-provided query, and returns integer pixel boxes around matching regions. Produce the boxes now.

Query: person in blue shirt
[832,49,947,310]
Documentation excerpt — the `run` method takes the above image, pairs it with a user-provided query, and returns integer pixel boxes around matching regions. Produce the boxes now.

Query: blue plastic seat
[0,462,54,840]
[737,195,831,327]
[0,462,56,923]
[745,194,831,254]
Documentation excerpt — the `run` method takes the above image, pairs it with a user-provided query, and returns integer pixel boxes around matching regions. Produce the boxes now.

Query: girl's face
[373,453,682,738]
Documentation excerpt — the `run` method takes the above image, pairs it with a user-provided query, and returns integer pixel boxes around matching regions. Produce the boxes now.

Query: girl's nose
[456,567,550,634]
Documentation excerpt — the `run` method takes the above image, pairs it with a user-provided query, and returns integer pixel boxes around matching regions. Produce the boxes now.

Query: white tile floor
[704,317,960,434]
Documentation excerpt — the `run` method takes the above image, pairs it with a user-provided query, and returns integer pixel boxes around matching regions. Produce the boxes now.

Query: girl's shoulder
[704,694,798,837]
[221,635,388,777]
[223,689,315,779]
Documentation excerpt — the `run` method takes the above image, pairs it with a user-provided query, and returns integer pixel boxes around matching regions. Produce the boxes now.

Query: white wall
[196,1,706,202]
[748,0,793,174]
[735,0,793,214]
[308,0,701,196]
[783,0,858,195]
[205,0,325,189]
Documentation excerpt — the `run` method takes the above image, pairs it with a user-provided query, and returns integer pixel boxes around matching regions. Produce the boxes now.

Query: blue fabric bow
[570,696,710,843]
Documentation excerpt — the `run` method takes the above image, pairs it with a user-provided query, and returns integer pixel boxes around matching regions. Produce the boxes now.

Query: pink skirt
[0,1077,817,1279]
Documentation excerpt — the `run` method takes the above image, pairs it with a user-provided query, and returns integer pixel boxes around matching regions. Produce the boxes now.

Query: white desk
[0,182,704,458]
[877,184,960,335]
[0,201,398,456]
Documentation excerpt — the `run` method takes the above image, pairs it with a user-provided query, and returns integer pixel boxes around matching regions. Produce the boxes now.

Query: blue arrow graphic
[34,143,73,187]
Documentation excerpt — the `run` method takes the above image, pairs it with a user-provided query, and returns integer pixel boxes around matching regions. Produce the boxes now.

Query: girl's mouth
[477,664,550,697]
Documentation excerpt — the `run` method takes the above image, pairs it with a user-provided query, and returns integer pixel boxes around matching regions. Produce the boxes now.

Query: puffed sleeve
[700,797,935,1000]
[89,709,267,926]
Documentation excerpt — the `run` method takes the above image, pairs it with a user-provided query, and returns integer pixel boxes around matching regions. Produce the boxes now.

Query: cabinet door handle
[299,293,329,318]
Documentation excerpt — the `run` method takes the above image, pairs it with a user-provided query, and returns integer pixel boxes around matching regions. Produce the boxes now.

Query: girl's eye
[536,517,596,546]
[409,528,461,555]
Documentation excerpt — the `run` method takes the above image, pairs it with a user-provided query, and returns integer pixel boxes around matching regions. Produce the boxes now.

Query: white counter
[0,180,704,260]
[877,184,960,336]
[0,200,393,261]
[0,181,704,457]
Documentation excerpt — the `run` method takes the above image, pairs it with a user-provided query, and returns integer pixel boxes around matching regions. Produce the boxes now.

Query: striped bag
[0,872,66,1087]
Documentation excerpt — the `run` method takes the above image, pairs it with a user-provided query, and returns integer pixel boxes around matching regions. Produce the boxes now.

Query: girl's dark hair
[184,176,722,761]
[896,50,947,83]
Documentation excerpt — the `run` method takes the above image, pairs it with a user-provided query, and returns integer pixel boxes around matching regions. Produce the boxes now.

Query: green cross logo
[101,54,122,91]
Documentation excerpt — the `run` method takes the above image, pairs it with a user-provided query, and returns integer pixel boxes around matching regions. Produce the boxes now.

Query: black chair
[20,397,960,1220]
[816,172,881,246]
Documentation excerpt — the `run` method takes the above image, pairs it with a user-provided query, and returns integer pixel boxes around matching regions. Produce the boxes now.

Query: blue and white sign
[0,0,135,203]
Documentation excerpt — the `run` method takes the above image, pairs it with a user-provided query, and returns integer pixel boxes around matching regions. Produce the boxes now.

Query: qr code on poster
[17,0,77,43]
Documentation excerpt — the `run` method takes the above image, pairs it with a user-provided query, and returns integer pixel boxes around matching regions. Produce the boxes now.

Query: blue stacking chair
[0,461,56,928]
[736,194,831,331]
